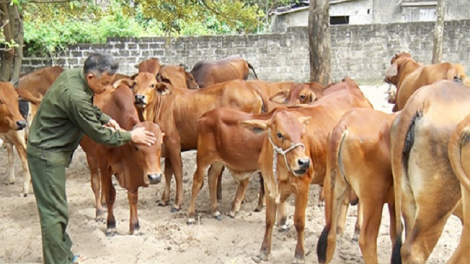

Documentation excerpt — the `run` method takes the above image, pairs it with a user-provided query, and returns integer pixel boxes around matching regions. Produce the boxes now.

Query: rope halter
[267,131,305,176]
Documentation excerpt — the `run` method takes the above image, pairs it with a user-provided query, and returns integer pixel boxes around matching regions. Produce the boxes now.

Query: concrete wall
[22,19,470,83]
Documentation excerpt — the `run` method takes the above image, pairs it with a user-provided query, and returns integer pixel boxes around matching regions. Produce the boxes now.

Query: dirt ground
[0,83,462,264]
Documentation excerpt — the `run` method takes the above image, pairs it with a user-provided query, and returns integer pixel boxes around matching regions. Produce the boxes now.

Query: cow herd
[1,52,470,263]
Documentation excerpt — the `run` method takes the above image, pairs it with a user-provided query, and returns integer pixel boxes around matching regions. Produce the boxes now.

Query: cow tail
[449,116,470,191]
[390,105,421,264]
[317,124,348,264]
[247,62,259,79]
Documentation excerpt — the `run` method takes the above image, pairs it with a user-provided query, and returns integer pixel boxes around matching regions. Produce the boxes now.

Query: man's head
[84,53,119,94]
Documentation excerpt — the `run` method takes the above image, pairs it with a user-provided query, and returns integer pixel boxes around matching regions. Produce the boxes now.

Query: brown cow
[16,66,64,105]
[243,78,373,263]
[160,64,199,89]
[190,55,258,88]
[384,52,468,112]
[317,108,397,264]
[80,83,165,235]
[186,81,327,224]
[132,74,268,212]
[448,114,470,264]
[390,80,470,264]
[0,81,29,196]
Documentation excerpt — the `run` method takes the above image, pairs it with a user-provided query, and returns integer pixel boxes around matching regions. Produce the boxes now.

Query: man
[27,53,156,264]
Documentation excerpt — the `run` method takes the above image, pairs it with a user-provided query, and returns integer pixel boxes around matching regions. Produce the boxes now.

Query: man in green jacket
[27,53,156,264]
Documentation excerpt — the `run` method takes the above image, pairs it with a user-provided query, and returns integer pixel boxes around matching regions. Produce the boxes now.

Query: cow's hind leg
[358,198,383,264]
[101,167,117,237]
[187,159,212,224]
[208,162,224,220]
[228,176,249,218]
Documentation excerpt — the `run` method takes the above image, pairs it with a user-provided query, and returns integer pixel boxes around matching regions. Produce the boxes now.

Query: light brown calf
[244,78,373,263]
[317,108,397,264]
[0,81,29,196]
[80,83,165,235]
[385,52,468,112]
[390,80,470,264]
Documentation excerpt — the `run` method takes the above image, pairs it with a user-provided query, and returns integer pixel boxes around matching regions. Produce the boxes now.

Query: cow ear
[269,90,290,104]
[156,73,163,82]
[239,119,269,134]
[386,63,398,78]
[156,82,172,96]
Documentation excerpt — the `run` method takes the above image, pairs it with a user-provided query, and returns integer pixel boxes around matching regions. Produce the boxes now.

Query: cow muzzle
[148,173,162,184]
[293,158,310,176]
[16,120,27,130]
[134,94,147,107]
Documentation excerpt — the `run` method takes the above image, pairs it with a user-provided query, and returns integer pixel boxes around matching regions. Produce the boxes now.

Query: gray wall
[22,19,470,83]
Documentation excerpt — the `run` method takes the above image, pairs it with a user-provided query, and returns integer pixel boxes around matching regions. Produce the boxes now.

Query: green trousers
[27,152,74,264]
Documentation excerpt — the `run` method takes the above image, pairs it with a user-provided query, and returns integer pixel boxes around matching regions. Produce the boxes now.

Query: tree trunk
[0,3,14,81]
[431,0,445,64]
[308,0,331,86]
[10,4,23,81]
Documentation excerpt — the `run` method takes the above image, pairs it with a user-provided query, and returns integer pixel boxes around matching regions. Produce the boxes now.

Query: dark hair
[84,53,119,76]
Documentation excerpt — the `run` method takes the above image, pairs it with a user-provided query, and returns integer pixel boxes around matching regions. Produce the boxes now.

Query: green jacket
[27,69,132,167]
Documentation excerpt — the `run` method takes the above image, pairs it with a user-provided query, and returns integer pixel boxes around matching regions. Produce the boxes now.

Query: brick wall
[21,20,470,83]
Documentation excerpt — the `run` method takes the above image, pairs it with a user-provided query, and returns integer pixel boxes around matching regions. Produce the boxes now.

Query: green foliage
[20,0,294,56]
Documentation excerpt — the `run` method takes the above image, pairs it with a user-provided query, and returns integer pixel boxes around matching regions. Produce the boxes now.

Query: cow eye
[134,146,139,151]
[300,94,306,100]
[276,132,283,139]
[150,84,155,89]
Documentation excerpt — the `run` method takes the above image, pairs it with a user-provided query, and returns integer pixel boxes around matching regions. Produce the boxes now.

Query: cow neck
[142,94,163,123]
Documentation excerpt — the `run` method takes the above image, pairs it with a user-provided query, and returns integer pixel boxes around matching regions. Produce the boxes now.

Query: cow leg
[128,189,141,235]
[253,197,277,262]
[229,177,249,218]
[216,166,224,201]
[446,188,470,264]
[86,154,104,221]
[352,201,363,242]
[335,193,350,236]
[5,142,15,185]
[12,130,30,197]
[208,162,224,220]
[277,201,288,232]
[167,144,184,212]
[358,198,383,264]
[292,185,310,264]
[187,159,211,224]
[318,186,325,207]
[101,167,117,237]
[159,158,172,207]
[254,173,265,212]
[318,173,349,264]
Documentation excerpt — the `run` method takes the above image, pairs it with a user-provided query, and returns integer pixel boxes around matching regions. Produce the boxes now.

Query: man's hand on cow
[104,119,121,131]
[131,127,156,146]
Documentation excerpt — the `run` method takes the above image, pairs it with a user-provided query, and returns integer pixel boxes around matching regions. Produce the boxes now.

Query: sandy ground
[0,82,462,264]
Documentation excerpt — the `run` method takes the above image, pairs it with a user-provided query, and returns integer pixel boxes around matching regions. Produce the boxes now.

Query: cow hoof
[170,207,180,213]
[18,192,27,198]
[95,216,106,223]
[252,252,269,263]
[228,211,236,218]
[106,229,117,237]
[278,224,289,232]
[292,258,305,264]
[130,230,142,236]
[352,235,359,242]
[157,200,169,207]
[186,218,196,225]
[213,211,222,221]
[254,206,264,212]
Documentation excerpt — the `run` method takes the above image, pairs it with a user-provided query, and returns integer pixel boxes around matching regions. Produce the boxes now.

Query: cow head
[270,83,322,106]
[131,72,172,109]
[0,81,27,133]
[131,122,165,185]
[185,72,199,90]
[241,110,311,201]
[385,52,413,85]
